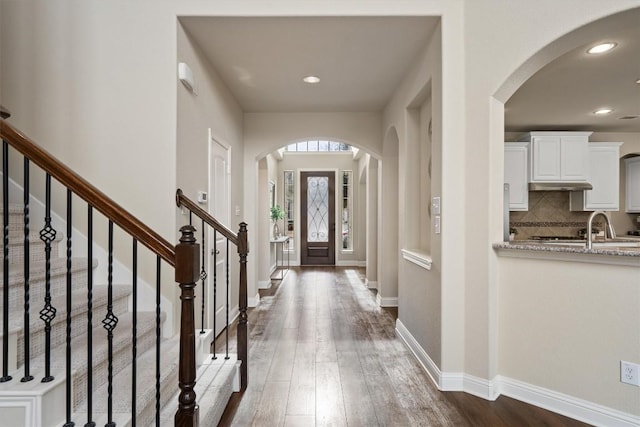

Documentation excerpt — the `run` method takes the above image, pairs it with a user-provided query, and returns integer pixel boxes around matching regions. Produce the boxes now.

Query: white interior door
[207,131,231,339]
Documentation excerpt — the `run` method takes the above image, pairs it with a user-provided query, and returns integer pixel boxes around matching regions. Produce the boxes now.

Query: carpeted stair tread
[1,284,131,333]
[0,257,96,288]
[74,336,180,421]
[26,310,162,380]
[194,355,239,427]
[158,354,239,427]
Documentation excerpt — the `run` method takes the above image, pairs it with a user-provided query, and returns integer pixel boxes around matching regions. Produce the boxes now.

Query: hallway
[219,267,588,426]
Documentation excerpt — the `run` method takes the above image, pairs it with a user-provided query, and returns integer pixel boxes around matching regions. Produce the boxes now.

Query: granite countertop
[493,239,640,257]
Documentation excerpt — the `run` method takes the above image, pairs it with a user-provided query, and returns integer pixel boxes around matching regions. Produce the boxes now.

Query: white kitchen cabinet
[625,156,640,213]
[520,132,591,182]
[570,142,622,211]
[504,142,529,210]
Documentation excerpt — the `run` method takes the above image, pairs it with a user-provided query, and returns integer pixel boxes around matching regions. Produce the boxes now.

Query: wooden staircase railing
[175,190,249,394]
[0,119,248,426]
[0,121,176,265]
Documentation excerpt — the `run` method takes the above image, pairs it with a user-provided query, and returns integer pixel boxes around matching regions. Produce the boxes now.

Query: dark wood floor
[217,267,590,427]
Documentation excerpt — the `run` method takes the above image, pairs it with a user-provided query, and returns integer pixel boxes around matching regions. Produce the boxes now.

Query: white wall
[266,154,279,277]
[176,20,244,333]
[384,21,445,365]
[364,155,379,287]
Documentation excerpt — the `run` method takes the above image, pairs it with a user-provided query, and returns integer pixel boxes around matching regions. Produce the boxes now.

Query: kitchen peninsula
[493,238,640,421]
[494,238,640,266]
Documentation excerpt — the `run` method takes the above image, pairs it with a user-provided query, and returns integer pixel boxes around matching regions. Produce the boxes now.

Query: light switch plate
[432,196,441,215]
[435,215,441,234]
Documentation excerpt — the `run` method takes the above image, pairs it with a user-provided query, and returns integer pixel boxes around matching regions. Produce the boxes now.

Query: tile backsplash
[509,191,600,239]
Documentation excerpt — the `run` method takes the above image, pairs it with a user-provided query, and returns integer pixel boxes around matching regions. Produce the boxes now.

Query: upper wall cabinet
[519,132,592,182]
[504,142,529,211]
[570,142,622,211]
[625,156,640,213]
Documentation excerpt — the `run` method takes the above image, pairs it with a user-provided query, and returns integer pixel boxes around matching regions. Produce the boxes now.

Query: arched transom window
[286,140,352,152]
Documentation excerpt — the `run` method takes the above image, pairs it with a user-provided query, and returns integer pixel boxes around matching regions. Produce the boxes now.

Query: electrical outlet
[621,361,640,386]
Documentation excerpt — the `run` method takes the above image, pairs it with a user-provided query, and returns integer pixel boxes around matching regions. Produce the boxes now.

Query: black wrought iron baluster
[21,158,33,382]
[189,211,192,226]
[155,255,161,427]
[1,140,11,383]
[63,190,74,427]
[131,239,137,427]
[39,173,57,383]
[102,221,118,427]
[212,229,217,360]
[225,238,230,360]
[85,206,95,427]
[200,219,206,334]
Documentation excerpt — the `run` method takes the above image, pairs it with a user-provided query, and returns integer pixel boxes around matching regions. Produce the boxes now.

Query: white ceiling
[180,16,439,113]
[505,8,640,133]
[181,12,639,132]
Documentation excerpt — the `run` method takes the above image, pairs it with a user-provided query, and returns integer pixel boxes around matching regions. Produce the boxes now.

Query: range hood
[528,182,593,191]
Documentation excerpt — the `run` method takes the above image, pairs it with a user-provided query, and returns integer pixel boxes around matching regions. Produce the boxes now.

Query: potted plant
[270,204,286,239]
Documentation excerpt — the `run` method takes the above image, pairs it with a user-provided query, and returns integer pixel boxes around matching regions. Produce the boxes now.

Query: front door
[301,171,335,265]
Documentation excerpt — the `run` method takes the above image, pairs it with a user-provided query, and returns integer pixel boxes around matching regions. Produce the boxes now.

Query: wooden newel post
[175,225,200,427]
[237,222,249,391]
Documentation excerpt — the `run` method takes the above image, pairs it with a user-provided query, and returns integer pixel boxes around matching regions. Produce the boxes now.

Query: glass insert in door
[307,176,329,242]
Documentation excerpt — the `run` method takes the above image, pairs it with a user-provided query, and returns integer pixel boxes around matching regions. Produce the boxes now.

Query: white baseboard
[376,293,398,307]
[365,280,378,289]
[497,376,640,427]
[248,292,260,308]
[395,319,441,389]
[396,319,640,427]
[336,260,366,267]
[258,280,271,290]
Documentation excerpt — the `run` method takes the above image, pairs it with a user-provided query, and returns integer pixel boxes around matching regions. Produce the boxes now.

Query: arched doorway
[254,139,381,287]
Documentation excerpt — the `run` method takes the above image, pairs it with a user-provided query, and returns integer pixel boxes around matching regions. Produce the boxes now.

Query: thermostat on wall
[197,191,208,204]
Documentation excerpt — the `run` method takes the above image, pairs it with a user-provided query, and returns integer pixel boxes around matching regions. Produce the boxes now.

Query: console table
[270,236,290,281]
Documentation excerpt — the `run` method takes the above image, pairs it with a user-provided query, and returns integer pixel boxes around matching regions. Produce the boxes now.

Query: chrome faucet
[586,210,616,249]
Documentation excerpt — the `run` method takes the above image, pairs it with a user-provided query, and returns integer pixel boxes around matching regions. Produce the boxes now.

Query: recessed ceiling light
[594,108,613,115]
[619,115,639,120]
[587,42,617,54]
[303,76,320,84]
[636,78,640,84]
